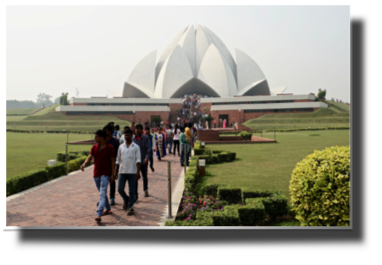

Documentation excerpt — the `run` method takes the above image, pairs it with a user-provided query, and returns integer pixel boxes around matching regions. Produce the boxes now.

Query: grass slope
[7,108,39,115]
[202,130,350,203]
[6,132,94,179]
[7,106,131,132]
[243,107,350,130]
[31,104,60,116]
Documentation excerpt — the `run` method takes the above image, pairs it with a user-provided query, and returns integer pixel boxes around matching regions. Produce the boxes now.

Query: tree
[317,88,326,100]
[59,93,69,105]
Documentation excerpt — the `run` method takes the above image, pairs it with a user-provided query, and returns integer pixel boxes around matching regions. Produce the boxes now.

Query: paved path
[6,153,184,227]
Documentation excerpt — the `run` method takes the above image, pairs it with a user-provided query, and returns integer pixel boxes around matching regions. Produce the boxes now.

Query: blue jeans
[136,163,148,197]
[167,138,173,153]
[180,144,190,166]
[148,151,154,169]
[93,175,110,217]
[118,174,136,209]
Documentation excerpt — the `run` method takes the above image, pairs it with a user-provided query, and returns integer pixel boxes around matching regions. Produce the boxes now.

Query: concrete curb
[6,165,94,202]
[157,149,195,226]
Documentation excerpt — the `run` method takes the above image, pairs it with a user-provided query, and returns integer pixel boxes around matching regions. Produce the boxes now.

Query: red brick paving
[6,152,183,227]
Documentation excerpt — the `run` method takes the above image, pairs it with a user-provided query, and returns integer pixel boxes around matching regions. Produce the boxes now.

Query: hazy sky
[6,5,350,102]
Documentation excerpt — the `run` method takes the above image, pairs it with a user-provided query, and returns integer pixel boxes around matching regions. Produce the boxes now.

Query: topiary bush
[289,146,350,226]
[239,131,252,140]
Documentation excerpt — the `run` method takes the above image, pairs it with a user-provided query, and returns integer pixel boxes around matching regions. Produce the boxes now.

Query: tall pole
[168,161,172,218]
[274,127,276,140]
[184,144,187,174]
[65,144,68,175]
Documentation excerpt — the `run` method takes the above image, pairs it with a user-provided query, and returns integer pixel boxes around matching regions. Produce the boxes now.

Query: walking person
[104,124,120,206]
[115,128,141,216]
[130,122,136,136]
[154,126,167,161]
[133,123,150,199]
[185,125,193,161]
[172,124,181,157]
[145,126,155,172]
[114,125,123,140]
[165,125,174,154]
[179,126,190,167]
[81,130,115,223]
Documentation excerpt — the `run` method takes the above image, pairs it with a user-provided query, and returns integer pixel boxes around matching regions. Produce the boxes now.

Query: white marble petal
[122,82,156,98]
[236,48,267,91]
[195,25,213,76]
[197,44,237,98]
[127,50,157,92]
[178,25,196,76]
[204,25,237,83]
[155,45,194,99]
[155,26,188,84]
[270,86,288,95]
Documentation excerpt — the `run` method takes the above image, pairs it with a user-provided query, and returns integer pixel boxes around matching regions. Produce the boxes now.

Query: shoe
[102,210,112,216]
[123,202,127,210]
[127,208,134,216]
[135,195,138,203]
[145,191,149,197]
[110,198,115,205]
[150,166,155,172]
[95,216,101,223]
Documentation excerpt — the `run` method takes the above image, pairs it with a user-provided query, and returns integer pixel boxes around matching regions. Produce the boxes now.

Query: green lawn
[7,108,39,115]
[6,132,95,179]
[202,130,350,203]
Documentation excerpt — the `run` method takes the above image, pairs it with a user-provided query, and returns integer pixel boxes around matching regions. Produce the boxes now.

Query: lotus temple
[57,25,327,126]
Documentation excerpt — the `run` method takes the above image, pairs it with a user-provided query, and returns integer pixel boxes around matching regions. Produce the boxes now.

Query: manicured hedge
[239,131,252,140]
[262,193,288,221]
[45,163,66,181]
[57,153,66,162]
[7,155,91,197]
[262,127,350,133]
[218,187,242,204]
[6,129,93,134]
[198,183,227,197]
[6,169,48,196]
[194,141,204,155]
[242,189,273,201]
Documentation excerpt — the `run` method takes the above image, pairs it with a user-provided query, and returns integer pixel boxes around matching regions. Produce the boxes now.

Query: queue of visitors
[80,120,199,223]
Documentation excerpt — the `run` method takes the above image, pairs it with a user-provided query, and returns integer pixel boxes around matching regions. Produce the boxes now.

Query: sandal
[102,210,112,216]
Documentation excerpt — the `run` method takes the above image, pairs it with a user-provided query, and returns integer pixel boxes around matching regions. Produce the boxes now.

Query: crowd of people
[80,120,199,223]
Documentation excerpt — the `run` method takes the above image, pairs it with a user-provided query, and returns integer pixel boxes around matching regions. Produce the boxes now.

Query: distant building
[56,25,327,125]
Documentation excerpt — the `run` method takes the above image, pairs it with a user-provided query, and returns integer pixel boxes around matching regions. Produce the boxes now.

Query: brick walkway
[6,153,183,227]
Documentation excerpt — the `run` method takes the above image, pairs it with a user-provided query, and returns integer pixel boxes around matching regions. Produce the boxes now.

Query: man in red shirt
[81,129,115,223]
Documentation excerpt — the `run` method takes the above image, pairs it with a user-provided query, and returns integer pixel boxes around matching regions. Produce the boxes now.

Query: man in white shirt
[115,128,141,215]
[120,126,135,145]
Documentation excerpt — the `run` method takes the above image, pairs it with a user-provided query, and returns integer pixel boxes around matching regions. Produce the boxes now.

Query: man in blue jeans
[115,128,141,215]
[145,126,155,172]
[81,129,115,223]
[133,124,150,199]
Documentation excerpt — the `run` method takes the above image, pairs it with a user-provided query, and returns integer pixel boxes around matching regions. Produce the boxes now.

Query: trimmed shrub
[245,198,266,224]
[212,150,224,154]
[289,146,350,226]
[262,193,288,221]
[56,153,66,162]
[194,141,204,155]
[7,169,49,196]
[199,183,227,197]
[165,218,213,226]
[68,154,77,161]
[45,163,66,180]
[218,187,242,204]
[239,131,252,140]
[242,189,273,201]
[210,206,240,226]
[67,156,87,173]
